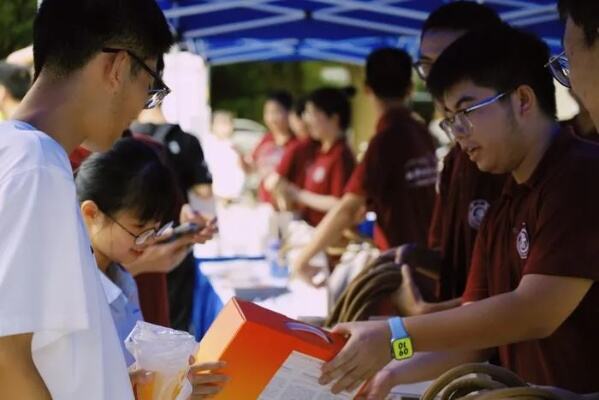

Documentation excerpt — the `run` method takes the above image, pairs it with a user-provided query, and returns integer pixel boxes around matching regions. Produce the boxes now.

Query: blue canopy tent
[158,0,564,65]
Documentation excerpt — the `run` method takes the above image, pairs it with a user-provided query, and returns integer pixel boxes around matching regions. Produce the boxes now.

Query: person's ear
[513,85,536,117]
[103,50,130,92]
[331,113,341,129]
[81,200,102,225]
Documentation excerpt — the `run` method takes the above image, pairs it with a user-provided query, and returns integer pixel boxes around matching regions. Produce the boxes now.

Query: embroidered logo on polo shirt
[468,199,490,230]
[405,156,438,187]
[516,223,530,260]
[312,166,326,183]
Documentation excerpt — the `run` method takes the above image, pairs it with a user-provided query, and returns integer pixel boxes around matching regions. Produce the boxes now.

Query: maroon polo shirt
[429,146,507,300]
[463,129,599,393]
[345,107,437,250]
[300,138,355,226]
[69,146,93,171]
[252,132,297,205]
[277,138,320,187]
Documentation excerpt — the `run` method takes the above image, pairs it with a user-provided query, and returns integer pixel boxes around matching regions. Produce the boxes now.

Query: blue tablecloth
[191,256,265,341]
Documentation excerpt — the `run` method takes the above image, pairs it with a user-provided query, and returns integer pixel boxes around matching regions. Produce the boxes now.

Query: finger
[166,235,196,249]
[190,373,229,385]
[366,383,389,400]
[400,264,413,283]
[394,249,402,264]
[329,322,352,336]
[330,364,367,394]
[346,367,373,393]
[320,352,358,386]
[357,376,374,397]
[191,361,227,372]
[401,264,422,301]
[180,204,202,221]
[293,266,318,286]
[365,377,391,400]
[321,336,359,381]
[192,233,214,244]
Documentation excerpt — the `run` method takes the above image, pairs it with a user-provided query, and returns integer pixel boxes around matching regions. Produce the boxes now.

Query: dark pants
[167,252,195,331]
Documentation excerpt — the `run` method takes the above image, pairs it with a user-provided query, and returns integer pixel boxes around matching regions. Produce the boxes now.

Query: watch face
[391,338,414,360]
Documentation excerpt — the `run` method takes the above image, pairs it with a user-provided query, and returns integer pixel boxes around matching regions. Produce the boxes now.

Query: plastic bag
[125,321,198,400]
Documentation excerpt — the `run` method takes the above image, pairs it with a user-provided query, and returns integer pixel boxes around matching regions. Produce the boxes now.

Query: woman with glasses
[76,138,227,398]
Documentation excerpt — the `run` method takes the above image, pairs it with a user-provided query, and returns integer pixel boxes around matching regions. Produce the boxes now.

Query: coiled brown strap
[326,261,403,326]
[421,363,577,400]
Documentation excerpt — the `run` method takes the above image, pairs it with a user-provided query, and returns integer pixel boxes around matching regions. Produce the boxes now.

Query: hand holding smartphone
[158,222,200,243]
[157,217,218,244]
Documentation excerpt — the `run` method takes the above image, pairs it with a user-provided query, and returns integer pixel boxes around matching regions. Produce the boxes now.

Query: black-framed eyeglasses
[105,214,173,246]
[545,51,571,89]
[102,47,171,109]
[440,92,509,141]
[413,60,431,81]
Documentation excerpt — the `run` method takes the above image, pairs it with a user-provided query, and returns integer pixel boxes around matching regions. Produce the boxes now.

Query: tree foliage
[0,0,36,59]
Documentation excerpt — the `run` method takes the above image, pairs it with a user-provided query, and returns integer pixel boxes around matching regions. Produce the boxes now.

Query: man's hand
[373,244,417,266]
[284,182,301,202]
[189,361,229,399]
[394,264,426,316]
[394,265,462,316]
[290,255,324,287]
[355,362,398,400]
[179,204,218,245]
[320,320,392,394]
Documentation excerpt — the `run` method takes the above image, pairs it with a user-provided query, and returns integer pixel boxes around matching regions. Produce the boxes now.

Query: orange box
[195,297,347,399]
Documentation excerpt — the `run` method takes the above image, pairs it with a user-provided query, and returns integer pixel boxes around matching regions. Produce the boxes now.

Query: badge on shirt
[516,223,530,260]
[312,166,326,183]
[468,199,490,230]
[168,140,181,154]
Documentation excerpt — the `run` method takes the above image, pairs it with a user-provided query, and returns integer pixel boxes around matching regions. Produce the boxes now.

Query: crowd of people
[0,0,598,399]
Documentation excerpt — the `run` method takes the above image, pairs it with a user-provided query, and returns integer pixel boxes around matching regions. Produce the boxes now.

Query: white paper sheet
[258,351,356,400]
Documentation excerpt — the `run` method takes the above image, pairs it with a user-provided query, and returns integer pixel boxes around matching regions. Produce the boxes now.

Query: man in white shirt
[0,0,174,398]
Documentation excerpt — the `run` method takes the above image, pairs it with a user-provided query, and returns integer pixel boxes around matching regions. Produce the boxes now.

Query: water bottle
[266,238,288,278]
[357,211,377,239]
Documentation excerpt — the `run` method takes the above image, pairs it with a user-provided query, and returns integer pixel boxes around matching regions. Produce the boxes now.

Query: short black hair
[428,23,556,119]
[307,87,353,130]
[558,0,599,46]
[422,1,501,39]
[266,90,293,111]
[33,0,173,79]
[365,48,413,100]
[76,138,177,224]
[0,62,31,100]
[293,96,307,116]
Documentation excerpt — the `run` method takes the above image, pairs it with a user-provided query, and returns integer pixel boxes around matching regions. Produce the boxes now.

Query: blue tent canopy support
[158,0,564,65]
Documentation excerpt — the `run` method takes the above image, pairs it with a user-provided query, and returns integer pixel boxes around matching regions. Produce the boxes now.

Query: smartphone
[160,222,200,243]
